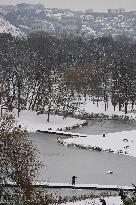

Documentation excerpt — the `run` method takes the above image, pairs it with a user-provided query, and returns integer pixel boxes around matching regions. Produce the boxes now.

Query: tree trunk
[107,102,108,109]
[105,102,106,111]
[125,101,128,114]
[93,96,95,104]
[132,98,134,110]
[28,81,39,110]
[17,80,21,118]
[119,98,122,111]
[31,89,40,111]
[47,103,51,122]
[113,99,116,111]
[97,99,99,107]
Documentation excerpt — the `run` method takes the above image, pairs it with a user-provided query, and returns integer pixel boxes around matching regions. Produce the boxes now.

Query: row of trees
[0,33,136,118]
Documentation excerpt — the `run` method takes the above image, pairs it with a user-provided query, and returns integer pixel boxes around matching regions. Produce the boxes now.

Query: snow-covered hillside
[0,15,24,36]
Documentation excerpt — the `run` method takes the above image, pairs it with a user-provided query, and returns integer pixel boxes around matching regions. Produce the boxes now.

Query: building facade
[108,9,117,15]
[108,8,125,15]
[16,3,44,15]
[61,16,82,35]
[85,9,94,15]
[31,20,50,33]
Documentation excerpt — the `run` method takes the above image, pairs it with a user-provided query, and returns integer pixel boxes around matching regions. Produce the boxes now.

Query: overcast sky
[1,0,136,12]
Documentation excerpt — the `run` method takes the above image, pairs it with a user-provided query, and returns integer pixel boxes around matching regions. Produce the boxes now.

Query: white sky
[0,0,136,12]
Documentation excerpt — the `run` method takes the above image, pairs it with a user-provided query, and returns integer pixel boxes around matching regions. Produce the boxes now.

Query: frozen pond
[68,118,136,135]
[31,119,136,186]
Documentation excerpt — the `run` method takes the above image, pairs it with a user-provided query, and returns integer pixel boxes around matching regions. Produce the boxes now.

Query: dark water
[31,119,136,187]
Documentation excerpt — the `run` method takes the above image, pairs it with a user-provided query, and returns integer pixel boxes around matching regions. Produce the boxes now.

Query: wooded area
[0,33,136,119]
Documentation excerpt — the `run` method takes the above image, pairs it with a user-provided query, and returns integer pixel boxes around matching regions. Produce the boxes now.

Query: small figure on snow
[72,176,77,185]
[103,133,106,137]
[100,198,106,205]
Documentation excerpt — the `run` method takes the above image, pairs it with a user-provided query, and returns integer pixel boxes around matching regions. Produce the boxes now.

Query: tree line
[0,33,136,118]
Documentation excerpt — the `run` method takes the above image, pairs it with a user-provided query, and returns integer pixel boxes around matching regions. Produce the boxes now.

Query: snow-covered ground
[0,15,24,36]
[61,196,122,205]
[54,99,136,158]
[12,99,136,134]
[12,109,86,132]
[59,129,136,158]
[80,99,136,119]
[3,98,136,158]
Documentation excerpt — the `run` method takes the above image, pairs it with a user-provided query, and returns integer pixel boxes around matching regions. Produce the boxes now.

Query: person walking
[72,176,77,185]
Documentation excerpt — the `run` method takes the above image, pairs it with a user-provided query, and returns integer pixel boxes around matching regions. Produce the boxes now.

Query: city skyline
[0,0,136,12]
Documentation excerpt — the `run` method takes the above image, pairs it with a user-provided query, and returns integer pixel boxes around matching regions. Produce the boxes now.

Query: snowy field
[80,98,136,120]
[1,97,136,132]
[61,196,122,205]
[12,109,86,132]
[11,99,136,132]
[59,129,136,158]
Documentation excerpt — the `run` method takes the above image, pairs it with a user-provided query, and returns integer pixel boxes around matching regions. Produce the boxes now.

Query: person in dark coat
[100,198,106,205]
[72,176,77,185]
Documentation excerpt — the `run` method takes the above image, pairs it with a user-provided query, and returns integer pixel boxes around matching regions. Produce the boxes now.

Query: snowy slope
[0,15,24,36]
[61,196,122,205]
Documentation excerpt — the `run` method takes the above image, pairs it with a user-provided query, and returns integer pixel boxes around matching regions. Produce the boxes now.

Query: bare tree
[0,112,43,204]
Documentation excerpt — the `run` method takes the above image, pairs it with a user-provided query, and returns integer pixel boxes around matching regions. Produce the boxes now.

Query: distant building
[108,8,125,15]
[31,20,51,33]
[34,4,44,10]
[16,3,36,15]
[61,16,82,35]
[108,9,117,15]
[116,8,125,14]
[51,8,71,14]
[83,16,94,27]
[130,11,136,15]
[85,9,94,15]
[16,3,44,15]
[73,10,83,15]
